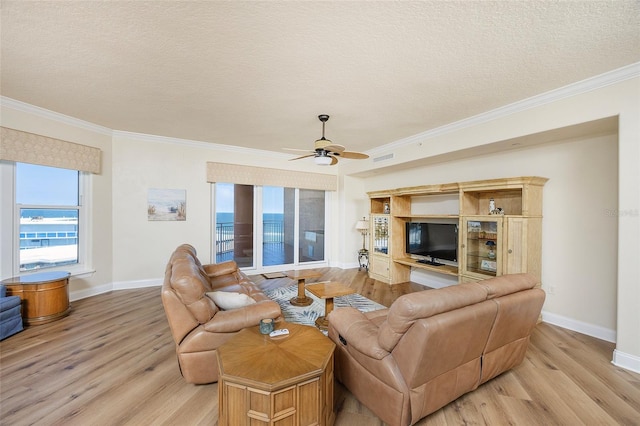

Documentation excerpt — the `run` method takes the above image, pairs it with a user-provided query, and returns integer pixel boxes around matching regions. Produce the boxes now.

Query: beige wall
[110,132,340,284]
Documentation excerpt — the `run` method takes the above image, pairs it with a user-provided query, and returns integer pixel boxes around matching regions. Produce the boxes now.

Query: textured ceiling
[1,1,639,157]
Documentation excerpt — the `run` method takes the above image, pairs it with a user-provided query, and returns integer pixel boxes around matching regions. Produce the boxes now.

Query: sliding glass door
[262,186,295,266]
[214,184,327,269]
[299,189,325,262]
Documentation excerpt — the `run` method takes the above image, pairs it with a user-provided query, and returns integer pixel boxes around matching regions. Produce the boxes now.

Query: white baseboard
[541,310,617,343]
[69,279,162,302]
[612,349,640,374]
[70,283,113,302]
[112,278,162,290]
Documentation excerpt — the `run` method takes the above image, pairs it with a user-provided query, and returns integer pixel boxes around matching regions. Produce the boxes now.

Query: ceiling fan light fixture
[286,114,367,166]
[314,155,333,165]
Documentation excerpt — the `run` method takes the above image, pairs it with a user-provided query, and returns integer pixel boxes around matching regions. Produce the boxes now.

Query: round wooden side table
[1,271,71,325]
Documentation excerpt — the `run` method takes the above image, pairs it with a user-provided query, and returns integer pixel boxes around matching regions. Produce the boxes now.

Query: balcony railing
[216,220,284,263]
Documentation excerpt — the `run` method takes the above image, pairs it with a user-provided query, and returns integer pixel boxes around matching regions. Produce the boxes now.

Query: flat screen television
[405,222,458,265]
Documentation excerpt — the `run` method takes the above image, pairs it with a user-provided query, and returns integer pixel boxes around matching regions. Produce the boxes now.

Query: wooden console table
[1,271,71,325]
[217,322,335,426]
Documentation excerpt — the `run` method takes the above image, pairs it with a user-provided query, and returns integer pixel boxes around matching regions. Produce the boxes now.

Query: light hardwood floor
[1,268,638,425]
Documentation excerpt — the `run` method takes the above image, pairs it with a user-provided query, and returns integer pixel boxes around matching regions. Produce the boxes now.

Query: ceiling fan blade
[324,143,345,153]
[338,151,369,160]
[330,155,339,165]
[289,154,316,161]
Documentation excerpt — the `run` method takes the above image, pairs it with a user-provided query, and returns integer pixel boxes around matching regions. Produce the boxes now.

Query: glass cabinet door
[462,217,502,278]
[371,215,389,256]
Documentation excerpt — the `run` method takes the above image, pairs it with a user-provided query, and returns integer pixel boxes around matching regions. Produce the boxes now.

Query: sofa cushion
[204,261,239,277]
[206,291,257,310]
[475,273,538,298]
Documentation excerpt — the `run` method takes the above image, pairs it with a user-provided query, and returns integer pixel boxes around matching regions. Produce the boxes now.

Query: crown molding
[0,96,113,136]
[368,62,640,156]
[111,130,289,158]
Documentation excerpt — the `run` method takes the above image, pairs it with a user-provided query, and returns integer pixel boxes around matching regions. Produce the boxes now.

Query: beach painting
[148,188,186,221]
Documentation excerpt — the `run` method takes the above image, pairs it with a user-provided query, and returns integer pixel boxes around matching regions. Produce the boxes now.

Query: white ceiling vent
[373,153,394,163]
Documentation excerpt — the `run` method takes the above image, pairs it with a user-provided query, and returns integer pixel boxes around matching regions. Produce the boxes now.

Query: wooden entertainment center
[367,176,548,284]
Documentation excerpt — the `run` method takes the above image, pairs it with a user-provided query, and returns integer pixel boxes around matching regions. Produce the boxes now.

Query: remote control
[269,328,289,338]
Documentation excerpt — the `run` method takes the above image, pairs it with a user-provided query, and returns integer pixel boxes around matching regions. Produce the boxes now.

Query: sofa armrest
[328,307,389,360]
[203,261,238,277]
[203,300,281,333]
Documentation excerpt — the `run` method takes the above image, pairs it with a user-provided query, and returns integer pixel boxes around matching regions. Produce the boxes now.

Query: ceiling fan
[286,115,369,165]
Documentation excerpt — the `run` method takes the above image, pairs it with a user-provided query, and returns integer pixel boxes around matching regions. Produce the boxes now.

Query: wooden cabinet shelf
[368,176,547,285]
[394,214,459,219]
[393,257,459,277]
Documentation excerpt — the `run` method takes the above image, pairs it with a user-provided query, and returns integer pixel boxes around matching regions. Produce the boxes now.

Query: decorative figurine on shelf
[383,202,390,214]
[489,197,504,215]
[486,240,496,259]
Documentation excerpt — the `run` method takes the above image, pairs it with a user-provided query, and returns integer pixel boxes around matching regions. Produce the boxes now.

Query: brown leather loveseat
[161,244,281,384]
[327,273,545,426]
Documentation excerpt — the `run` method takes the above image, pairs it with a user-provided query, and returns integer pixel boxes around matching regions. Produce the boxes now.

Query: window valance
[206,162,337,191]
[0,126,102,174]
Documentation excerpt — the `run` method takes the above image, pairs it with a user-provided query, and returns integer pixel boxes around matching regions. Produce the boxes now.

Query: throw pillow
[206,291,257,310]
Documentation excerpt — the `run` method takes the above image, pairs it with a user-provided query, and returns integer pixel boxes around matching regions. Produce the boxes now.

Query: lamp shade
[355,219,369,231]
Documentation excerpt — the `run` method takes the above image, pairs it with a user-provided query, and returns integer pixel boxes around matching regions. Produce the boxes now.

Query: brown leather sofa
[161,244,281,384]
[327,273,545,426]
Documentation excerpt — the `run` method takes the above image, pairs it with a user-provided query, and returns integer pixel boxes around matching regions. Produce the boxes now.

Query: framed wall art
[148,188,186,221]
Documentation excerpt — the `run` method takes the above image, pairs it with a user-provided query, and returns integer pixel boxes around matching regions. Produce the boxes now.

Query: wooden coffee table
[306,282,356,330]
[217,322,335,426]
[284,270,322,307]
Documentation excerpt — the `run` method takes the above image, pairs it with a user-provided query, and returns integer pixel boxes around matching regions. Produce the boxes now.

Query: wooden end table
[217,322,336,426]
[306,282,356,330]
[1,271,71,325]
[284,270,322,307]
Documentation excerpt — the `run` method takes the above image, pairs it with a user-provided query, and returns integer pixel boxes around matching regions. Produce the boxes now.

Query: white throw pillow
[206,291,257,310]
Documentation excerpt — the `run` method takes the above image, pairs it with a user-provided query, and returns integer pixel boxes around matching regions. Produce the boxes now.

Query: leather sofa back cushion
[393,300,496,388]
[205,261,239,277]
[476,273,537,298]
[170,258,219,324]
[378,283,488,352]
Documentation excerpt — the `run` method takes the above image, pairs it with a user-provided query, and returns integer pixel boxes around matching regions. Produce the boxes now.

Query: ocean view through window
[16,163,81,271]
[214,184,326,268]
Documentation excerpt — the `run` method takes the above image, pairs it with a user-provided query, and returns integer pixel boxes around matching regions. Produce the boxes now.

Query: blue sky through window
[16,163,79,206]
[216,183,283,213]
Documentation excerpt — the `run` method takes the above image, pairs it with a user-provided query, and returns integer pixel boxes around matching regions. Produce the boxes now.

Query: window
[1,161,87,274]
[213,183,328,269]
